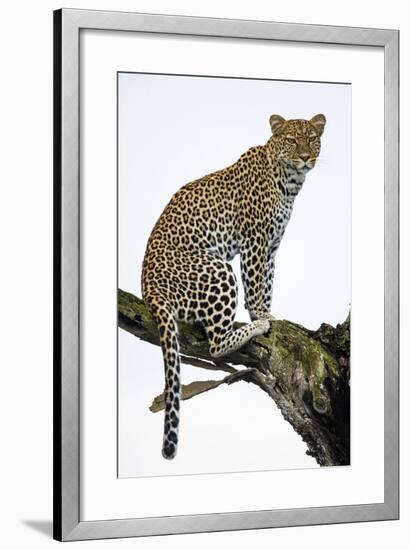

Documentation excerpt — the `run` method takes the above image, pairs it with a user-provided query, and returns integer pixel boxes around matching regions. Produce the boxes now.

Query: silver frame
[53,8,399,541]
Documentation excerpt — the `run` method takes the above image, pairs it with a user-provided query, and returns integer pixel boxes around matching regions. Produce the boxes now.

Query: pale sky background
[118,72,351,478]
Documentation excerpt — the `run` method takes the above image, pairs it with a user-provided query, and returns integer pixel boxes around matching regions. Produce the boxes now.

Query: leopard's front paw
[253,319,271,336]
[250,309,277,322]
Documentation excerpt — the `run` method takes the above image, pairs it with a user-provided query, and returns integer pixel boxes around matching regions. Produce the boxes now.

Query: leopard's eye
[286,136,296,143]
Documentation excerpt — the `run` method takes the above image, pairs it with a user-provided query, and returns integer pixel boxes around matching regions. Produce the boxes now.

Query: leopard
[141,113,326,459]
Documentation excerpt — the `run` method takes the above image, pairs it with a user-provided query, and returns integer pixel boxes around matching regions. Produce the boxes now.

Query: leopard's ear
[269,114,286,135]
[310,114,326,136]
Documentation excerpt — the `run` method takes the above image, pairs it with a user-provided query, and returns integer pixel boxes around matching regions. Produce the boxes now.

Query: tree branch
[118,288,350,466]
[149,368,256,413]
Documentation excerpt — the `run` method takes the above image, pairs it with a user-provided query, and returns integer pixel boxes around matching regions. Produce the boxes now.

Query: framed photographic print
[54,8,399,541]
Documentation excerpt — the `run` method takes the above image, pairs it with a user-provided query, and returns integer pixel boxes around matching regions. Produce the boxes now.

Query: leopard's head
[268,114,326,172]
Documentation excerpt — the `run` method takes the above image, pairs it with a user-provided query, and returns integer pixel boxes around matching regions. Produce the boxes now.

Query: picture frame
[54,8,399,541]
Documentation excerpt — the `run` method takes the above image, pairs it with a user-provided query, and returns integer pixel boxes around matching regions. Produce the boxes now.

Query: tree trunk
[118,288,350,466]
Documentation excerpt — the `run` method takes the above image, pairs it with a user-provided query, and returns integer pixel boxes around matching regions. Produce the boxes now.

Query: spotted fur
[142,114,326,459]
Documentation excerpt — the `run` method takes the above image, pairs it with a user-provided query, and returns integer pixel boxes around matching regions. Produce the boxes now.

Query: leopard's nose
[299,152,310,162]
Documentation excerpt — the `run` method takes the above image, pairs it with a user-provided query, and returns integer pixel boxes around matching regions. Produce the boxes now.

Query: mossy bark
[118,288,350,466]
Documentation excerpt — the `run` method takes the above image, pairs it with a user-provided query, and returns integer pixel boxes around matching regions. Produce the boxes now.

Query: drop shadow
[21,520,53,538]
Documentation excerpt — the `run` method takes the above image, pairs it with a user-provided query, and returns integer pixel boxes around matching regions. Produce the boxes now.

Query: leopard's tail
[149,295,181,460]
